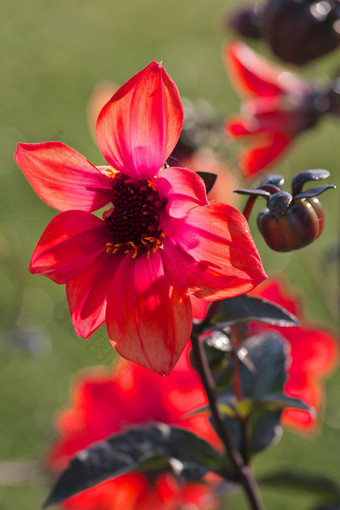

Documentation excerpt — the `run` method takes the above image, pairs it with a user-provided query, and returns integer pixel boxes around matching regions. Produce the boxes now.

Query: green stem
[190,329,264,510]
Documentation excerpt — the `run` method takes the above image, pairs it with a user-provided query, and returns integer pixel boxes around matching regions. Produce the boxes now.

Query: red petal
[157,166,208,219]
[226,115,264,137]
[161,203,267,300]
[190,296,210,321]
[226,41,286,98]
[66,251,123,338]
[14,142,113,211]
[96,62,183,180]
[251,279,299,316]
[244,98,315,133]
[238,131,292,177]
[30,211,110,284]
[106,251,192,375]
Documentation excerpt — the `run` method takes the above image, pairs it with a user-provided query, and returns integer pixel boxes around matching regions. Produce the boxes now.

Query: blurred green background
[1,0,339,508]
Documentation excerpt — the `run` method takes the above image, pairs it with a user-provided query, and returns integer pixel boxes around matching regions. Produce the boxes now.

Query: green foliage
[44,423,228,507]
[205,294,300,331]
[196,171,218,193]
[204,332,313,458]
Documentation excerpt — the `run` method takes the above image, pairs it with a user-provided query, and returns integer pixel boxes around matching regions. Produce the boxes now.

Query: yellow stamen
[100,167,118,178]
[127,241,138,259]
[106,234,165,258]
[147,180,157,192]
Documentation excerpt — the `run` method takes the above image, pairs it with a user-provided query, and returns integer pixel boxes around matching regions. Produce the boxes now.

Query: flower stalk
[190,327,264,510]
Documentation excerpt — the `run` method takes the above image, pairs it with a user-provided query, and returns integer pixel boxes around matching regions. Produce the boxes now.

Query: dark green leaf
[234,393,313,418]
[206,331,232,353]
[209,294,300,329]
[250,411,283,453]
[259,393,315,414]
[44,423,228,508]
[200,332,255,391]
[234,333,288,399]
[186,396,238,420]
[196,332,255,392]
[189,331,234,391]
[215,333,290,455]
[259,471,340,502]
[196,172,217,193]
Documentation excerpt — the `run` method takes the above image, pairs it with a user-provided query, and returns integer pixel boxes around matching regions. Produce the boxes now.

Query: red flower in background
[48,349,220,510]
[225,41,321,178]
[250,278,338,433]
[14,61,266,375]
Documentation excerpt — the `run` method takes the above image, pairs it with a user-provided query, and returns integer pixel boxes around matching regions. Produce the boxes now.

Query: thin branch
[190,329,264,510]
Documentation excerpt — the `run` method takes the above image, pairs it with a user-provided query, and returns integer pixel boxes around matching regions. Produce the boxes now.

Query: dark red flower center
[104,174,165,258]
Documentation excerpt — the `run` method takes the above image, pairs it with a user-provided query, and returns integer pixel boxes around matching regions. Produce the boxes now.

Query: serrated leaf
[234,393,313,418]
[259,471,340,502]
[196,332,255,392]
[190,336,230,373]
[214,333,290,455]
[44,423,228,508]
[196,171,217,193]
[259,393,315,415]
[209,294,300,329]
[235,333,288,399]
[185,397,238,420]
[250,411,283,453]
[205,333,255,373]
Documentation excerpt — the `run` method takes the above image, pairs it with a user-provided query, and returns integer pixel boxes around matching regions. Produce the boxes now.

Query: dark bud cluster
[168,97,222,165]
[228,0,340,65]
[228,3,264,39]
[236,170,335,252]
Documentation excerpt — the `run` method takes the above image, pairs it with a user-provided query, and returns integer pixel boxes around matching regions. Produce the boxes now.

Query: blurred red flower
[48,349,221,510]
[225,41,320,178]
[250,278,338,433]
[14,61,266,375]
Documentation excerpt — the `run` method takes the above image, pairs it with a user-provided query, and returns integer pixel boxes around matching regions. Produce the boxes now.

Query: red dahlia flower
[225,41,321,178]
[48,350,220,510]
[14,61,266,375]
[250,278,338,433]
